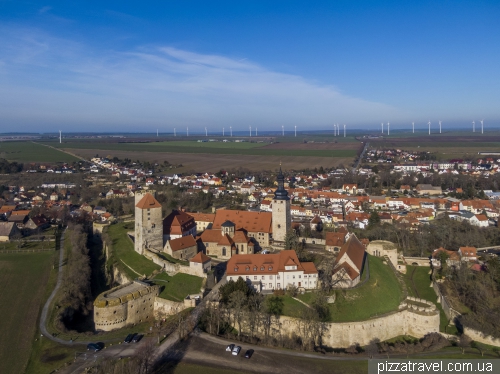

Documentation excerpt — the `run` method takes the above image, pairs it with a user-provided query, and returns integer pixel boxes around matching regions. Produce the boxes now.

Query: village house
[163,235,198,261]
[331,234,366,288]
[325,231,347,252]
[226,250,318,292]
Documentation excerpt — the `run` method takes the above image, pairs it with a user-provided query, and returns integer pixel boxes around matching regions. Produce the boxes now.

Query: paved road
[39,229,72,346]
[352,141,369,173]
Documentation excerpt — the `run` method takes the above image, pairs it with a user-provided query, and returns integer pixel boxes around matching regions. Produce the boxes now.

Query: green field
[0,141,79,163]
[297,255,403,322]
[153,272,204,302]
[105,222,161,280]
[46,140,358,158]
[0,252,56,374]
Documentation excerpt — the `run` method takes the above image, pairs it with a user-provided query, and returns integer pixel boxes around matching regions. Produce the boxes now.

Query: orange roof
[190,252,211,264]
[226,250,317,276]
[188,212,215,223]
[334,234,365,275]
[459,246,477,257]
[168,235,197,252]
[325,232,346,247]
[11,210,30,216]
[335,262,360,280]
[212,210,272,233]
[163,210,196,235]
[135,193,161,209]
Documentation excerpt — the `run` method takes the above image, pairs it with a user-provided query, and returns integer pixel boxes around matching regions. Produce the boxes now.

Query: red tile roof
[190,252,211,264]
[135,193,162,209]
[168,235,197,252]
[212,210,272,233]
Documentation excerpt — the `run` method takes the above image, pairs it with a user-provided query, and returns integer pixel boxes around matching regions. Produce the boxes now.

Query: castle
[134,167,292,259]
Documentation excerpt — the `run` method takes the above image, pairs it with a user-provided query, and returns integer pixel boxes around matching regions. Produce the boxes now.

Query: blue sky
[0,1,499,132]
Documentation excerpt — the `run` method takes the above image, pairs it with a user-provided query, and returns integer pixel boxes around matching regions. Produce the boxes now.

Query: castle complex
[133,167,292,259]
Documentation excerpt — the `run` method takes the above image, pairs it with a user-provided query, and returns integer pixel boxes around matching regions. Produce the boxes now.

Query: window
[269,283,272,288]
[277,283,281,288]
[269,275,273,280]
[268,266,273,271]
[293,275,295,279]
[234,268,238,272]
[261,276,265,280]
[254,276,257,280]
[277,275,280,280]
[246,276,249,280]
[246,266,250,271]
[260,266,265,271]
[253,266,257,271]
[298,275,301,279]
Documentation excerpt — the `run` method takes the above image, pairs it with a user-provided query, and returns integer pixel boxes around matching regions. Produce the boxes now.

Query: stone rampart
[144,250,207,278]
[432,281,460,320]
[299,237,326,246]
[464,328,500,347]
[238,298,439,348]
[94,280,160,331]
[404,257,431,267]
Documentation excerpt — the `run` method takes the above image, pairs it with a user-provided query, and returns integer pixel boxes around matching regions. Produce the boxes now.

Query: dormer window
[268,266,273,271]
[260,266,265,271]
[253,266,257,271]
[234,268,238,272]
[246,266,250,271]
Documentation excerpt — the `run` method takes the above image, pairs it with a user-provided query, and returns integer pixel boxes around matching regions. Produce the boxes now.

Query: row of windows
[235,265,273,272]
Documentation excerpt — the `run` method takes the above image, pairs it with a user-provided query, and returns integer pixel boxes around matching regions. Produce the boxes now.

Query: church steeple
[274,166,289,200]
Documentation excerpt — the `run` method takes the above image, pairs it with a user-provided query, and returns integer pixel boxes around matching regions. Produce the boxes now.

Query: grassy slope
[153,272,204,302]
[280,295,311,318]
[48,141,357,158]
[0,252,55,374]
[297,255,403,322]
[106,222,161,279]
[0,141,79,162]
[404,266,458,334]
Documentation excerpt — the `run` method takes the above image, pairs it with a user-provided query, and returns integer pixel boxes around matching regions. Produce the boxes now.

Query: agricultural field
[0,141,79,163]
[369,132,500,160]
[296,255,403,322]
[0,251,56,374]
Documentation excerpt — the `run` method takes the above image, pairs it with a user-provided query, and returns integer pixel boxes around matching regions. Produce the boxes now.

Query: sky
[0,1,499,133]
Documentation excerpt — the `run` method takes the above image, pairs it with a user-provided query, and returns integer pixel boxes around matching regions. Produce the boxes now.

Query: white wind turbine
[223,127,224,137]
[230,126,232,137]
[205,127,208,137]
[186,127,189,136]
[481,119,484,134]
[412,122,414,133]
[381,122,384,134]
[255,127,257,136]
[294,126,297,137]
[472,120,475,133]
[439,120,442,134]
[428,121,431,135]
[174,128,176,137]
[282,126,284,136]
[59,130,62,144]
[249,126,252,137]
[387,122,390,136]
[343,124,346,137]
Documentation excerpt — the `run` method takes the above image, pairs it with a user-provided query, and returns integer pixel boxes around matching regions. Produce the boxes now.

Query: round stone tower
[272,166,291,243]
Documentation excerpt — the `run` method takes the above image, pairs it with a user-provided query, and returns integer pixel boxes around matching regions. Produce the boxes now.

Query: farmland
[0,141,80,163]
[0,251,56,374]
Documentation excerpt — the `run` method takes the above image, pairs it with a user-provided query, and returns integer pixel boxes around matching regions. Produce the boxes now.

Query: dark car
[226,344,235,352]
[244,349,254,359]
[124,333,137,343]
[87,343,103,352]
[132,334,143,343]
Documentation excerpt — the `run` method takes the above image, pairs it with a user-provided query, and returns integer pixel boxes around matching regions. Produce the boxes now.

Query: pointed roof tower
[136,193,162,209]
[274,165,289,201]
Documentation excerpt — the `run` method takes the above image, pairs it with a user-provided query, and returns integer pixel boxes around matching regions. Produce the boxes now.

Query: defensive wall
[93,280,160,331]
[464,327,500,347]
[154,293,202,318]
[239,297,440,348]
[144,249,208,278]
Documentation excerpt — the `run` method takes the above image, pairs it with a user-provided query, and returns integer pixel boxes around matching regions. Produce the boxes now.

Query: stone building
[366,240,399,268]
[198,221,255,259]
[189,251,211,273]
[93,280,160,331]
[332,234,366,288]
[272,167,291,243]
[164,235,198,260]
[163,210,197,241]
[134,192,163,255]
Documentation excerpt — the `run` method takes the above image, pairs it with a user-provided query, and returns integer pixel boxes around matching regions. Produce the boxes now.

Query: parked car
[226,344,235,352]
[244,349,254,359]
[232,346,241,356]
[124,333,137,343]
[132,334,143,343]
[87,343,103,352]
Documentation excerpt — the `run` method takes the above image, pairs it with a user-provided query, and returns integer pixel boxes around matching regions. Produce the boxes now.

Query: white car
[232,346,241,356]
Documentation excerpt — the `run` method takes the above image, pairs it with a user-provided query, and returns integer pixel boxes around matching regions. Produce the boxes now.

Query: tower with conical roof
[272,166,291,244]
[135,191,163,255]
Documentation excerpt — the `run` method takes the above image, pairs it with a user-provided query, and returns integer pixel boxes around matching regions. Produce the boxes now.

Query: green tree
[368,211,381,227]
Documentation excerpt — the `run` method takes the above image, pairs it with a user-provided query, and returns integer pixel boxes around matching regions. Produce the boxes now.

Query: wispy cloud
[0,26,405,131]
[39,6,52,14]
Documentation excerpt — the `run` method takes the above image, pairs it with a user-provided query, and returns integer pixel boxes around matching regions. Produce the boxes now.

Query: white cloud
[0,26,406,131]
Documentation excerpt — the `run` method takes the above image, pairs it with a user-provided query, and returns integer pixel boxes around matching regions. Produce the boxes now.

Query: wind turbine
[59,130,62,144]
[412,122,414,134]
[481,119,484,134]
[255,127,257,136]
[333,124,337,136]
[381,122,384,134]
[187,127,189,137]
[472,120,475,133]
[387,122,390,136]
[294,126,297,137]
[174,128,176,137]
[249,126,252,137]
[343,124,346,137]
[428,121,431,135]
[282,126,284,136]
[222,127,224,137]
[439,120,442,134]
[157,129,159,137]
[338,123,340,136]
[230,126,232,137]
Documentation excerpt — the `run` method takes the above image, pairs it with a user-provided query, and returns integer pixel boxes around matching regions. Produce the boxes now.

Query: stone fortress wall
[93,280,160,331]
[241,297,440,348]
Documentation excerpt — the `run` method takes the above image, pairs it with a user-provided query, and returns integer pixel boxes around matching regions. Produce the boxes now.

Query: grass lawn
[403,266,458,334]
[297,255,403,322]
[279,295,311,318]
[153,272,204,302]
[105,222,161,279]
[0,252,56,374]
[0,141,79,162]
[160,252,189,266]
